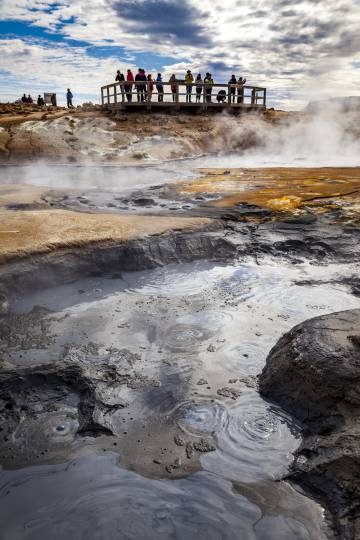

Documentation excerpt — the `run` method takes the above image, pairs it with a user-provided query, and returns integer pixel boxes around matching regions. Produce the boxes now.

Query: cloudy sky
[0,0,359,108]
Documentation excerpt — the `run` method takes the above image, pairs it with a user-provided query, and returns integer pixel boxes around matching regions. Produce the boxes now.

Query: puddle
[2,258,359,538]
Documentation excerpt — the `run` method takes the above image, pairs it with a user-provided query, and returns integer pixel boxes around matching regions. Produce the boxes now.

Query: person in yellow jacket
[185,70,194,103]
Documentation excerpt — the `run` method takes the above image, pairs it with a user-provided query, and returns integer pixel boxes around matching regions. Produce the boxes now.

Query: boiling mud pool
[2,259,360,540]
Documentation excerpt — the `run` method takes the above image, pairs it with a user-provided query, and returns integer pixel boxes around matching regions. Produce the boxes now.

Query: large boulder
[259,310,360,540]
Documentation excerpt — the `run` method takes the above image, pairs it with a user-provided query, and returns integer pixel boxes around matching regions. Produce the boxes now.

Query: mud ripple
[174,401,228,437]
[201,391,301,482]
[163,323,211,352]
[14,409,79,448]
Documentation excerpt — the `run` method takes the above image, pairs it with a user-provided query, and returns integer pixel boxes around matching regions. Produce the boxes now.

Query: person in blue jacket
[156,73,164,102]
[66,88,73,108]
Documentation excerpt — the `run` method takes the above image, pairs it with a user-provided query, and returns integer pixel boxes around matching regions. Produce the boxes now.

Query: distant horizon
[1,1,359,110]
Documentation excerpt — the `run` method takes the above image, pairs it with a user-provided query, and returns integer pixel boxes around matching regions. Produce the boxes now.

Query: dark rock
[132,198,155,206]
[174,434,185,446]
[259,309,360,540]
[193,439,216,452]
[217,387,241,400]
[186,442,194,459]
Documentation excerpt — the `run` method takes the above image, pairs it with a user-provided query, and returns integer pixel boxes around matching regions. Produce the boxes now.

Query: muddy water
[2,258,360,539]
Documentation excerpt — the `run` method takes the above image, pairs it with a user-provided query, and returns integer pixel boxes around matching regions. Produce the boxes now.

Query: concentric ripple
[174,401,228,437]
[163,323,211,352]
[241,412,279,441]
[200,391,302,483]
[15,410,79,447]
[122,262,235,297]
[177,309,234,331]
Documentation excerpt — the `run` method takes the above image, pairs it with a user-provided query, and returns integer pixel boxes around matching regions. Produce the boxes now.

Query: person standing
[66,88,73,108]
[195,74,203,103]
[156,73,164,102]
[21,94,27,103]
[237,76,246,104]
[147,73,154,102]
[139,69,147,101]
[125,69,134,102]
[135,69,142,102]
[204,73,213,103]
[115,70,125,83]
[185,70,194,103]
[115,70,125,101]
[169,74,177,102]
[228,74,237,103]
[134,68,147,102]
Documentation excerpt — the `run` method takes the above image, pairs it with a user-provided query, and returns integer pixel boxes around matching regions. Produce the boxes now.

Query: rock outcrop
[259,309,360,539]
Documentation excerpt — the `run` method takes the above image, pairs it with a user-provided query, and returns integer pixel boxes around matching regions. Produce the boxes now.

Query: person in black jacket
[115,70,125,83]
[228,74,237,103]
[115,70,125,101]
[135,68,147,102]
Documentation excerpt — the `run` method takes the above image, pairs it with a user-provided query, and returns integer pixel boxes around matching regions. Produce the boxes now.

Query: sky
[0,0,359,109]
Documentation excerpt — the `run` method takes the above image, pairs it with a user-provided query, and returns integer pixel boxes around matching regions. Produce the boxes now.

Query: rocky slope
[0,103,294,164]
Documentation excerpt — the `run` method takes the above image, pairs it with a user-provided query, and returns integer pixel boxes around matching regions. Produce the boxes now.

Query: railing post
[101,87,104,106]
[263,88,266,107]
[176,82,179,103]
[114,84,117,104]
[107,86,110,105]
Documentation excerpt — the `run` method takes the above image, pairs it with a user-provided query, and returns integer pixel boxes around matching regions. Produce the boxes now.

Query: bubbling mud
[1,258,359,539]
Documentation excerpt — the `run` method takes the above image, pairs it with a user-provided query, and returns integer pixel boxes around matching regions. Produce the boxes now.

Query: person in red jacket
[147,74,154,102]
[125,69,134,102]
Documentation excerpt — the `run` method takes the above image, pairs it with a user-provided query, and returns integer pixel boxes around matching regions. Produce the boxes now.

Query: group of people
[21,94,35,104]
[114,69,247,104]
[115,69,165,103]
[20,90,73,107]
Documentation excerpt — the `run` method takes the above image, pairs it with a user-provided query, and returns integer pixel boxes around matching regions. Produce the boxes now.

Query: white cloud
[0,0,359,108]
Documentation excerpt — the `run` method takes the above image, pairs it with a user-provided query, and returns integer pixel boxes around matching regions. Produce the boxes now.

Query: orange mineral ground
[178,167,360,217]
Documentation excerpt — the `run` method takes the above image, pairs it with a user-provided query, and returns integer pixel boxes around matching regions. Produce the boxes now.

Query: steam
[200,103,360,168]
[0,103,359,194]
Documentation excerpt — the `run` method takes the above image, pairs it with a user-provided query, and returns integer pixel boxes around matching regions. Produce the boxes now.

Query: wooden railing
[101,81,266,108]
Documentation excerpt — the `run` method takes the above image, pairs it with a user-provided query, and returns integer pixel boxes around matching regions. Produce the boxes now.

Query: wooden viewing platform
[101,81,266,112]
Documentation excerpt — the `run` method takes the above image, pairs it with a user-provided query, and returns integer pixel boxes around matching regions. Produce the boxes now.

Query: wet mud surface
[1,258,360,538]
[1,166,360,538]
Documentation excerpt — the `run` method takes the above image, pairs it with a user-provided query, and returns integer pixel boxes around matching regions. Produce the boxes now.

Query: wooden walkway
[101,81,266,112]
